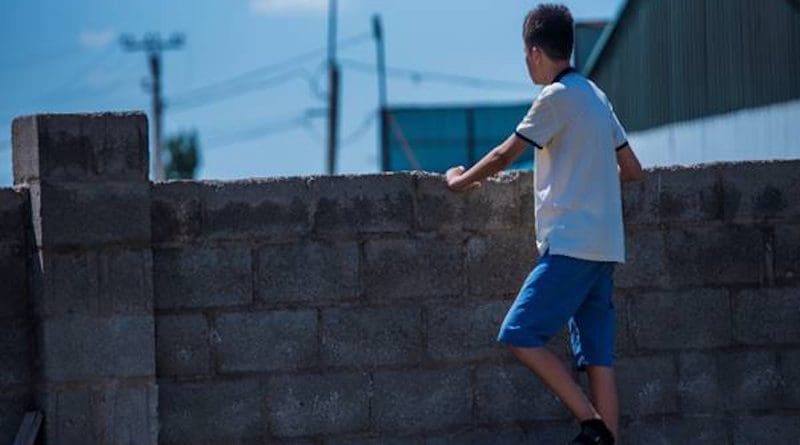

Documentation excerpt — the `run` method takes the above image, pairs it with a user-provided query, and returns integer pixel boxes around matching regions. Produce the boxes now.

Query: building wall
[628,98,800,167]
[588,0,800,133]
[2,112,800,444]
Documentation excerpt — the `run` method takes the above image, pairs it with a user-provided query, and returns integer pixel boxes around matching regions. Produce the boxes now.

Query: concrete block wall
[0,186,34,444]
[1,112,799,444]
[9,113,158,445]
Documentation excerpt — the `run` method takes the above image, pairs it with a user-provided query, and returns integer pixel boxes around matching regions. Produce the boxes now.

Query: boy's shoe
[570,418,615,445]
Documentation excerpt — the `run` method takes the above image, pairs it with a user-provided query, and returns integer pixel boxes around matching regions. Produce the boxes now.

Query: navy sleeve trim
[615,141,629,151]
[515,131,543,149]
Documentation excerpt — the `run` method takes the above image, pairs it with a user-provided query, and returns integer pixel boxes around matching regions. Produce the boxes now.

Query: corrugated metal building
[584,0,800,166]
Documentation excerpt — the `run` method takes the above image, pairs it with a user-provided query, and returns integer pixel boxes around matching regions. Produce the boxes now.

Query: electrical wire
[33,45,120,103]
[203,114,308,149]
[339,57,532,91]
[168,67,311,111]
[168,32,371,111]
[340,112,376,146]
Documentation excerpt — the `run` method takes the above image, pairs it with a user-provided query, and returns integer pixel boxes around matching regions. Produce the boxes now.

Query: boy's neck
[545,60,573,84]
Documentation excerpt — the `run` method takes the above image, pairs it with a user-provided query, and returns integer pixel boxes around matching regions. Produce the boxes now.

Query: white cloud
[79,29,116,49]
[250,0,331,15]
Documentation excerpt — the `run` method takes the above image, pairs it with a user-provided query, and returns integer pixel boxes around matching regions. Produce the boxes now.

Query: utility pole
[327,0,340,175]
[372,15,389,171]
[120,33,185,181]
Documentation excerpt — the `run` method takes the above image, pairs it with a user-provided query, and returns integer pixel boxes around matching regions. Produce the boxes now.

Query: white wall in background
[628,98,800,168]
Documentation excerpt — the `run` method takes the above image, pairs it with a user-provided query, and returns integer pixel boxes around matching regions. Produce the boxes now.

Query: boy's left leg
[508,345,600,421]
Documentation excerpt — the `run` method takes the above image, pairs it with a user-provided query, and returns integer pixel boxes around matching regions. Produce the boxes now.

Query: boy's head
[523,4,574,84]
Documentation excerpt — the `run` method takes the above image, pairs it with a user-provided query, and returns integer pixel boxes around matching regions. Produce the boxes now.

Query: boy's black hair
[523,4,574,61]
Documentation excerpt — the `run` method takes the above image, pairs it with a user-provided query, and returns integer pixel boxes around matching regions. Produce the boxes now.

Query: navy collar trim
[552,66,575,83]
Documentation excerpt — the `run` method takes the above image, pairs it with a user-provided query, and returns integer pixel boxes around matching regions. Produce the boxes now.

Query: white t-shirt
[515,67,627,263]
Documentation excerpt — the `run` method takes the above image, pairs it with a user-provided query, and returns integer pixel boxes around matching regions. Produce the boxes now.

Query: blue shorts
[496,249,616,371]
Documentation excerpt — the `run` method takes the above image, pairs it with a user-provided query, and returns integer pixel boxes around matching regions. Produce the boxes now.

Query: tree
[165,130,201,180]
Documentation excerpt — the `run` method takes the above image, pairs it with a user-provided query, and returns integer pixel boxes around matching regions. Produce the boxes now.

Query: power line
[33,45,119,103]
[4,46,85,71]
[168,67,311,111]
[168,32,371,111]
[204,115,308,149]
[341,112,376,146]
[339,57,532,91]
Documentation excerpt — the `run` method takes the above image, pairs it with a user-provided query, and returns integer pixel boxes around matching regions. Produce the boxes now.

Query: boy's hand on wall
[446,166,482,192]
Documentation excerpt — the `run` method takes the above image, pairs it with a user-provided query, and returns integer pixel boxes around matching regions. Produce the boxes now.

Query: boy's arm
[446,133,529,192]
[616,144,643,182]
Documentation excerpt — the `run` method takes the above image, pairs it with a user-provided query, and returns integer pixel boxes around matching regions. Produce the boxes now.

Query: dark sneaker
[570,418,615,445]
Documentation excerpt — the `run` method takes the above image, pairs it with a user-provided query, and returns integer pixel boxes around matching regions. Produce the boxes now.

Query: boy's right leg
[586,365,619,439]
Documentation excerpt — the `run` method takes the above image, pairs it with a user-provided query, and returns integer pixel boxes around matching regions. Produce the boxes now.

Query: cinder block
[677,352,724,413]
[624,417,727,444]
[363,237,463,301]
[154,246,252,309]
[325,436,416,445]
[614,228,669,289]
[321,307,422,368]
[629,289,732,350]
[159,379,263,443]
[311,173,414,236]
[474,364,570,423]
[372,368,471,434]
[662,225,763,286]
[0,244,27,318]
[0,317,33,386]
[780,349,800,409]
[775,224,800,284]
[515,171,535,227]
[151,181,202,243]
[620,174,658,226]
[255,241,359,305]
[0,391,33,445]
[718,160,800,222]
[31,180,150,248]
[462,172,524,232]
[466,231,537,296]
[425,428,531,445]
[0,187,28,247]
[679,350,784,413]
[42,382,158,445]
[611,290,635,357]
[12,112,148,184]
[720,350,783,411]
[650,165,722,223]
[615,355,678,416]
[200,177,311,241]
[215,310,317,373]
[415,172,466,233]
[733,287,800,345]
[41,314,155,381]
[732,415,800,444]
[426,302,509,362]
[156,314,210,377]
[267,372,370,438]
[38,248,153,317]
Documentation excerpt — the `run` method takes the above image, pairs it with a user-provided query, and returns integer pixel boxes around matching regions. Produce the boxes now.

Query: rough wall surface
[0,186,33,444]
[1,112,799,444]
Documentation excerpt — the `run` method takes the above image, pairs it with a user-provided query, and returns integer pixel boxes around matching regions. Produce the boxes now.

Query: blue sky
[0,0,622,185]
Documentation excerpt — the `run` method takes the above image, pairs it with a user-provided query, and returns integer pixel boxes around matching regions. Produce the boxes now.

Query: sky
[0,0,623,186]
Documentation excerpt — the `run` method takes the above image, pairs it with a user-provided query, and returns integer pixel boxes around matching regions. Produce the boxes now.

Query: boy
[445,4,643,444]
